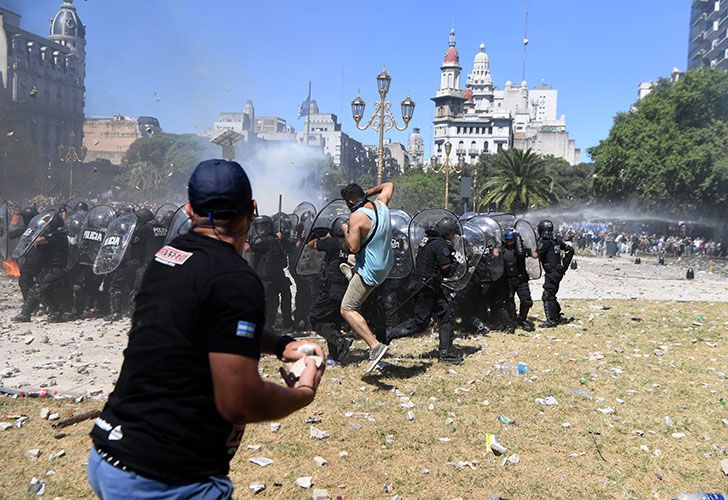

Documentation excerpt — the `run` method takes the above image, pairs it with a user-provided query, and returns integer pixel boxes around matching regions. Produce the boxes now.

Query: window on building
[484,141,489,152]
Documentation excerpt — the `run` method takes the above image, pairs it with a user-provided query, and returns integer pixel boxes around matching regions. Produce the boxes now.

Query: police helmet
[65,213,84,235]
[20,207,38,225]
[116,207,133,217]
[156,208,176,227]
[74,201,89,212]
[331,216,348,238]
[253,215,273,236]
[537,220,554,237]
[503,227,516,242]
[91,209,115,229]
[434,218,460,240]
[135,208,154,225]
[47,213,64,233]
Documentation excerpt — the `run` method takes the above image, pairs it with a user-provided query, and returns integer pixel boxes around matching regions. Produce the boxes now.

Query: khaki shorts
[340,273,376,312]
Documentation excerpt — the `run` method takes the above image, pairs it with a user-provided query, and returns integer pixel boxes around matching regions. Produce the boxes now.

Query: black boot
[517,306,535,332]
[14,292,39,323]
[438,349,463,364]
[539,302,559,328]
[385,321,416,344]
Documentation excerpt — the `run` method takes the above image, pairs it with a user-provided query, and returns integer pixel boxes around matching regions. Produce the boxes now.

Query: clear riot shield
[78,206,116,266]
[164,206,190,245]
[155,203,178,228]
[0,201,8,260]
[488,212,517,233]
[443,221,486,291]
[64,210,88,268]
[293,202,317,236]
[93,213,137,275]
[467,214,504,282]
[388,209,413,279]
[408,209,467,287]
[295,199,349,277]
[515,219,541,279]
[467,214,503,247]
[11,209,57,259]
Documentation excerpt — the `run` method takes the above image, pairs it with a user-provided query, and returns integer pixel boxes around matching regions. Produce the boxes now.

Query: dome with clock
[50,0,85,39]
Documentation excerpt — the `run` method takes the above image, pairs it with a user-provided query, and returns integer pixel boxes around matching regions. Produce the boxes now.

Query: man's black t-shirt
[91,231,265,482]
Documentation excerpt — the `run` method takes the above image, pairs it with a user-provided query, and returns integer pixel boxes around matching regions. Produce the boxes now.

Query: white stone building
[431,30,580,166]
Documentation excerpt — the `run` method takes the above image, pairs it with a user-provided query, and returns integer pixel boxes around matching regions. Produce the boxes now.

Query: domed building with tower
[0,0,86,167]
[431,30,580,167]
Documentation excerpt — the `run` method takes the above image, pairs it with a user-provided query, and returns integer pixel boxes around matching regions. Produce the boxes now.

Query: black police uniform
[251,232,293,329]
[9,211,41,300]
[291,223,315,330]
[502,242,534,329]
[69,218,109,319]
[91,231,265,483]
[386,235,460,361]
[537,234,574,326]
[15,218,68,322]
[106,223,154,320]
[308,235,352,360]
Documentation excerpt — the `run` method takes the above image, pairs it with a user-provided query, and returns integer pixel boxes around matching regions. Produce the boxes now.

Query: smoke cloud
[236,141,327,215]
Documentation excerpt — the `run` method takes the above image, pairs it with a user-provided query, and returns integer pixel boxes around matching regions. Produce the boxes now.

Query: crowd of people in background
[558,222,726,259]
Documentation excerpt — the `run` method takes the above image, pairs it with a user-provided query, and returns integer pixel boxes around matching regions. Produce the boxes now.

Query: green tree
[542,156,595,205]
[473,148,561,212]
[116,133,214,201]
[589,68,728,214]
[391,169,447,214]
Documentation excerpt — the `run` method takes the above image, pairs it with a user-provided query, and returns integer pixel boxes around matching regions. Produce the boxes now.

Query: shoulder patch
[236,321,256,339]
[154,245,193,267]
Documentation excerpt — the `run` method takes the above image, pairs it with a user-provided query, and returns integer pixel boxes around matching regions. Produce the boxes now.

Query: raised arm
[366,182,395,206]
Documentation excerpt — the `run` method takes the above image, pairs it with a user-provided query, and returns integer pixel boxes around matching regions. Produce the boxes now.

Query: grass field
[1,300,726,499]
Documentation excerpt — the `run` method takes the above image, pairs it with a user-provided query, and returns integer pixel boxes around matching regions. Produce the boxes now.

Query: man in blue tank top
[340,182,395,373]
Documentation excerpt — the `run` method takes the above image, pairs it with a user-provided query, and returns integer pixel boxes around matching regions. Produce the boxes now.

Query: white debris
[47,413,60,422]
[39,408,50,420]
[720,458,728,476]
[445,417,456,426]
[309,427,330,440]
[0,422,13,431]
[48,450,65,462]
[270,422,281,432]
[640,445,650,452]
[597,407,615,415]
[421,468,430,475]
[338,451,349,458]
[246,444,262,451]
[562,422,572,428]
[428,403,435,411]
[482,400,490,406]
[313,456,327,467]
[312,488,330,500]
[671,432,686,439]
[535,396,559,406]
[664,416,674,428]
[406,411,415,421]
[249,482,266,494]
[296,476,313,489]
[501,454,520,467]
[16,416,29,428]
[385,435,396,444]
[28,477,46,496]
[248,457,273,467]
[447,460,478,469]
[653,449,663,458]
[25,449,41,458]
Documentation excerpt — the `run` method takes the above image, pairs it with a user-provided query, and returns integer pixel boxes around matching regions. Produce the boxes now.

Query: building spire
[449,28,456,47]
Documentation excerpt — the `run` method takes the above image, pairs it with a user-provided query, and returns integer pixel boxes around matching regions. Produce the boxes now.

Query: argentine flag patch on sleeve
[236,321,256,339]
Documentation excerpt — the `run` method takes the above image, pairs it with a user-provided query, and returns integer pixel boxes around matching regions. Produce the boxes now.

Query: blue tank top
[355,201,393,286]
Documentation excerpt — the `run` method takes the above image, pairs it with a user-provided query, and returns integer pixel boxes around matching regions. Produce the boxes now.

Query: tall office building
[688,0,728,70]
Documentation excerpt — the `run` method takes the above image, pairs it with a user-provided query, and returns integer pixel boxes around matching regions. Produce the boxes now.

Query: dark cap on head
[188,159,252,218]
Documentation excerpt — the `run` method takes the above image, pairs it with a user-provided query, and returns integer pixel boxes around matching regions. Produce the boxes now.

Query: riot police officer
[250,216,294,329]
[306,216,353,361]
[9,207,40,300]
[537,220,574,328]
[502,228,536,332]
[13,214,68,322]
[386,218,462,364]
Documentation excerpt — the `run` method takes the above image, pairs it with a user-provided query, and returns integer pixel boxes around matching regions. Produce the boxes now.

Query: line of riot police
[4,199,176,323]
[2,196,574,364]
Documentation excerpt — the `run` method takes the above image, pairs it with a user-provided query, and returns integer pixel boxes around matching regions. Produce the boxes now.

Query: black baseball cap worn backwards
[188,159,252,218]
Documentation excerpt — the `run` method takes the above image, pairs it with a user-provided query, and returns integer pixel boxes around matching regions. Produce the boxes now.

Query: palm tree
[474,148,562,212]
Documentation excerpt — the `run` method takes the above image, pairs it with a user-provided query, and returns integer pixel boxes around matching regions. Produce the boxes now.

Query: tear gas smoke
[236,141,327,216]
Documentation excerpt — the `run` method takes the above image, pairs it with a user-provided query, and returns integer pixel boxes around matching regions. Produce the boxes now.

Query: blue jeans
[87,447,233,499]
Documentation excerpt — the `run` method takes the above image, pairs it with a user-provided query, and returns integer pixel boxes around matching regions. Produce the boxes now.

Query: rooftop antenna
[522,0,529,83]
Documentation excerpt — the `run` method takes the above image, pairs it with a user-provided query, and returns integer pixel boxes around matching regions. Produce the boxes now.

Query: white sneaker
[339,263,353,281]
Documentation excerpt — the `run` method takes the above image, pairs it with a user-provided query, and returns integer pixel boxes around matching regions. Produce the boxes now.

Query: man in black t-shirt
[88,159,325,499]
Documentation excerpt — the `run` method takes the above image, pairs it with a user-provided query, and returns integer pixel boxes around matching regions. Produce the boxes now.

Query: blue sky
[3,0,689,161]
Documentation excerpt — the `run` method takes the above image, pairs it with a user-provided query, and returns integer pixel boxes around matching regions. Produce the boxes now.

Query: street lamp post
[430,140,465,210]
[57,132,86,199]
[351,67,415,184]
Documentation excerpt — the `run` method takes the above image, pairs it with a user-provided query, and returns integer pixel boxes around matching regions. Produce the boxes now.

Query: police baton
[385,275,435,320]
